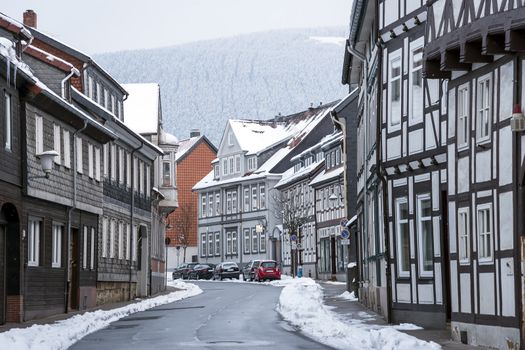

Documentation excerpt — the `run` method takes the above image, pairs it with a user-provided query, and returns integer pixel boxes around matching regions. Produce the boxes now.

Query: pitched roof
[122,83,160,134]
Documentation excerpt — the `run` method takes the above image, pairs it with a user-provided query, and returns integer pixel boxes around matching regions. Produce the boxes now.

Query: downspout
[347,43,368,294]
[65,120,88,313]
[61,68,80,100]
[129,140,144,300]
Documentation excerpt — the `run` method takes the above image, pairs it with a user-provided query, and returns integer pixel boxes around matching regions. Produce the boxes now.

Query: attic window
[228,132,233,146]
[248,156,257,171]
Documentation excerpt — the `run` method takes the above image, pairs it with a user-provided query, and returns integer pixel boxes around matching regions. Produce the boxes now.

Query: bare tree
[273,187,309,276]
[171,201,195,263]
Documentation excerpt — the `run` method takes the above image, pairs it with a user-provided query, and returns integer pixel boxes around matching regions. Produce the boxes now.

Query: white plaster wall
[499,62,513,122]
[451,321,520,350]
[387,135,401,160]
[383,0,398,27]
[501,257,516,317]
[460,273,471,313]
[425,113,437,150]
[450,260,459,312]
[475,150,491,183]
[418,284,434,304]
[397,283,411,303]
[457,156,470,193]
[448,201,457,253]
[409,129,423,155]
[448,144,456,195]
[448,88,456,138]
[478,273,495,315]
[499,191,514,250]
[435,262,443,304]
[499,126,513,186]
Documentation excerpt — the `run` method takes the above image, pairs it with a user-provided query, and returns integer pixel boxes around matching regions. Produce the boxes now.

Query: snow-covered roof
[25,45,75,72]
[275,160,324,189]
[176,136,200,161]
[309,166,344,187]
[160,130,179,146]
[122,83,160,134]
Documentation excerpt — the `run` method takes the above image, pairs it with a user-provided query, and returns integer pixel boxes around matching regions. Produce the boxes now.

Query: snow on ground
[336,290,358,301]
[0,280,202,350]
[276,277,440,350]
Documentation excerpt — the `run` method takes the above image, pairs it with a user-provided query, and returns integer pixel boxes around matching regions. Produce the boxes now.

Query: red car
[254,260,281,281]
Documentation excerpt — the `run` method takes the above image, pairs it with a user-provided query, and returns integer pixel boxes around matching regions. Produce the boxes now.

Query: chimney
[23,10,37,28]
[190,129,200,138]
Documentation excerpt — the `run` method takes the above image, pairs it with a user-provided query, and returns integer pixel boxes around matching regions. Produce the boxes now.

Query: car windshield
[253,261,260,267]
[223,262,237,268]
[261,262,276,268]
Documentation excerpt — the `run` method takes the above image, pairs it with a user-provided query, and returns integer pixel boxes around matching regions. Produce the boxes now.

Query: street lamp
[34,151,59,178]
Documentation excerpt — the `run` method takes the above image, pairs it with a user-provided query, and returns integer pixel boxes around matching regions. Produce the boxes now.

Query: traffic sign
[340,219,348,227]
[341,239,350,245]
[341,229,350,239]
[296,243,303,250]
[290,234,297,242]
[291,242,297,250]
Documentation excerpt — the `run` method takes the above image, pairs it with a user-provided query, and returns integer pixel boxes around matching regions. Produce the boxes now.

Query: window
[111,95,116,114]
[410,44,423,122]
[458,208,470,264]
[118,100,123,120]
[228,132,233,146]
[126,153,131,188]
[215,232,220,255]
[119,148,125,184]
[335,149,341,165]
[76,137,83,174]
[215,193,221,215]
[222,158,228,176]
[389,54,402,127]
[458,85,470,148]
[214,164,219,179]
[28,219,41,266]
[252,186,258,210]
[201,233,206,257]
[88,143,94,178]
[229,156,234,174]
[477,76,491,142]
[248,156,257,171]
[90,227,95,269]
[146,165,151,197]
[104,88,109,109]
[53,124,61,164]
[139,161,144,194]
[126,224,131,260]
[232,191,237,213]
[109,219,115,258]
[208,233,213,257]
[102,217,108,258]
[244,229,250,254]
[235,155,241,173]
[232,232,237,254]
[477,204,493,262]
[252,228,258,253]
[118,221,123,260]
[244,188,250,212]
[52,224,62,268]
[88,76,94,99]
[96,82,102,105]
[396,198,409,277]
[260,231,266,252]
[226,232,232,254]
[110,144,116,180]
[133,157,138,190]
[103,144,109,177]
[162,161,171,187]
[208,194,213,217]
[201,194,207,217]
[35,115,43,154]
[83,226,88,269]
[63,130,71,168]
[95,147,101,181]
[132,225,137,262]
[259,185,266,209]
[226,192,232,214]
[417,194,433,277]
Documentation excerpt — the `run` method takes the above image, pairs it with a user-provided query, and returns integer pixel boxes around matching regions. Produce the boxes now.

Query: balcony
[424,0,525,79]
[157,186,178,215]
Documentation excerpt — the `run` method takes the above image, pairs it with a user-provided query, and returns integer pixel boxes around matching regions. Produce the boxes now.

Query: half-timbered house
[423,1,525,347]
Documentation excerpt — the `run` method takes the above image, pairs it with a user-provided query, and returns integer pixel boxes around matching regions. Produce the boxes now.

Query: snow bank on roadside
[0,280,202,350]
[336,290,358,301]
[276,278,440,350]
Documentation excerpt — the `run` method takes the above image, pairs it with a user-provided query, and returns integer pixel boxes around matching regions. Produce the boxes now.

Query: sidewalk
[318,281,490,350]
[0,285,179,333]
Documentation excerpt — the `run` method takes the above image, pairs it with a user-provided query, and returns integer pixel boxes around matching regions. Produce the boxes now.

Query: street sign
[340,219,348,227]
[341,229,350,239]
[255,224,264,233]
[290,234,297,242]
[296,243,303,250]
[291,242,297,250]
[341,239,350,245]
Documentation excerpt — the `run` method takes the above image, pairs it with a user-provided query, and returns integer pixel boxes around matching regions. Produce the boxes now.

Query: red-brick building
[166,130,216,267]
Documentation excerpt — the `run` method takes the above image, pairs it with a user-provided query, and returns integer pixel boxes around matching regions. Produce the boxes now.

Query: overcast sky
[2,0,351,54]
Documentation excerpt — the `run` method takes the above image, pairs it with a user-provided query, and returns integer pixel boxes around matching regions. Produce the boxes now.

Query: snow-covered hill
[94,27,348,145]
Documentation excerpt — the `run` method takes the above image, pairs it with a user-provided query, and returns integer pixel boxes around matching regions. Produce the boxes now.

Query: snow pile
[276,278,440,350]
[0,280,202,350]
[336,291,358,301]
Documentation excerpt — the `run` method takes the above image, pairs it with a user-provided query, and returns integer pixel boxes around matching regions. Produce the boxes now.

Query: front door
[69,228,79,310]
[441,189,451,322]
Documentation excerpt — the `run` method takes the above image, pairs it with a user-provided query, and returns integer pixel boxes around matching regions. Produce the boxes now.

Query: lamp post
[32,151,59,179]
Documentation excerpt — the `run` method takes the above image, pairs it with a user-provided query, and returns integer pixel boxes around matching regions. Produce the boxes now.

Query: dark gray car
[213,262,240,280]
[242,260,261,281]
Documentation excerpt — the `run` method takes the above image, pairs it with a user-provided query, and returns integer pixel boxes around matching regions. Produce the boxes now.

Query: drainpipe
[64,120,88,313]
[61,68,80,100]
[129,140,144,300]
[346,43,368,296]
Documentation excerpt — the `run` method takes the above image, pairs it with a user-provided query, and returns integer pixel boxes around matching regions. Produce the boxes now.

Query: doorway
[69,228,79,310]
[441,190,451,322]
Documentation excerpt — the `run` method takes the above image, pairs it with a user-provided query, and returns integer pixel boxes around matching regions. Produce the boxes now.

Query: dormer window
[305,156,312,167]
[228,132,233,146]
[316,152,324,162]
[294,163,301,172]
[248,156,257,171]
[214,164,219,179]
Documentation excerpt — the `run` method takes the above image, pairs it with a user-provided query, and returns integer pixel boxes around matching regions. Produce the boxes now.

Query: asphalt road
[70,280,333,350]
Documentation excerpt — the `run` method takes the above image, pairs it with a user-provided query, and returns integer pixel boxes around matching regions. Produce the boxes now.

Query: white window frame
[126,223,131,260]
[229,156,234,174]
[477,204,493,263]
[83,226,88,269]
[139,161,144,194]
[126,152,131,188]
[35,115,43,155]
[232,232,237,254]
[458,207,470,264]
[162,161,172,187]
[409,38,424,123]
[109,219,115,258]
[259,185,266,209]
[215,192,221,215]
[476,75,492,143]
[76,137,83,174]
[4,92,10,150]
[119,148,124,184]
[252,186,258,211]
[88,76,94,99]
[146,165,151,197]
[63,129,71,169]
[208,194,213,217]
[88,143,94,178]
[110,144,116,180]
[52,224,62,268]
[232,191,237,213]
[226,232,232,254]
[208,233,214,257]
[118,221,123,260]
[90,227,95,269]
[259,231,266,252]
[95,147,101,181]
[215,232,220,255]
[458,84,470,149]
[96,82,102,105]
[201,194,207,218]
[226,191,232,214]
[102,217,108,258]
[388,50,402,129]
[222,158,228,176]
[132,225,137,262]
[201,233,207,257]
[244,188,250,212]
[416,194,433,277]
[251,228,258,253]
[235,154,241,173]
[244,229,250,254]
[228,132,233,146]
[53,124,61,164]
[103,144,109,177]
[133,157,138,190]
[395,197,409,277]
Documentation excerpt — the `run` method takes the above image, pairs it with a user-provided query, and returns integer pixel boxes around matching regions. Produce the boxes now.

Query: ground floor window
[319,238,331,273]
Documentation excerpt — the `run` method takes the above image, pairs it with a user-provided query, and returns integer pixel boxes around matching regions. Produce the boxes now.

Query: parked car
[188,264,215,280]
[242,260,261,281]
[254,260,281,281]
[213,262,240,280]
[172,262,199,280]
